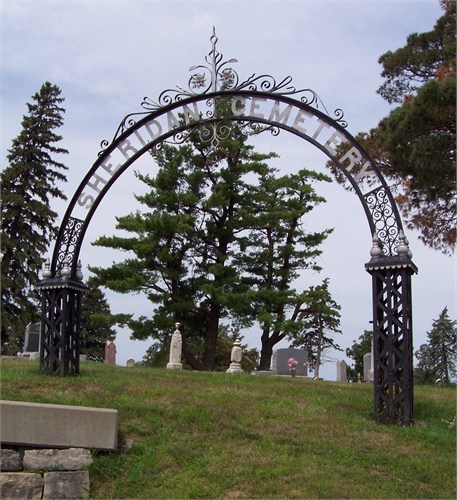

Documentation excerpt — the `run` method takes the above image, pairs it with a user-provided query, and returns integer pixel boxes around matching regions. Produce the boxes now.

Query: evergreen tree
[414,307,456,384]
[80,282,117,361]
[89,120,278,370]
[90,117,331,370]
[1,82,68,354]
[327,2,456,253]
[291,278,343,378]
[375,1,456,253]
[237,169,333,370]
[345,330,372,382]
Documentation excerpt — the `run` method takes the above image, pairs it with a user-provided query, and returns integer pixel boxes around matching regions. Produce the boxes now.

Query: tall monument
[167,323,183,370]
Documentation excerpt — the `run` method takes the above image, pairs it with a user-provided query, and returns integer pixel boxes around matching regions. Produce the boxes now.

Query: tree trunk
[202,303,220,371]
[258,326,285,371]
[314,316,323,378]
[182,337,205,371]
[259,341,274,371]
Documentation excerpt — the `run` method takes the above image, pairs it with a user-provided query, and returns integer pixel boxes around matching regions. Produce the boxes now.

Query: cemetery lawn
[1,360,455,499]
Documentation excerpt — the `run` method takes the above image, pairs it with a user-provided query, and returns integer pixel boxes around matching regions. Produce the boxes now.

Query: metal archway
[38,32,417,425]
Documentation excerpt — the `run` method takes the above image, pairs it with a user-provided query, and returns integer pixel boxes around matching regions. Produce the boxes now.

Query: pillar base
[166,362,182,370]
[226,362,243,373]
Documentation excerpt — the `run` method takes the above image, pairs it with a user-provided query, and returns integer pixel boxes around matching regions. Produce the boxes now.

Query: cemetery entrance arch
[38,33,417,425]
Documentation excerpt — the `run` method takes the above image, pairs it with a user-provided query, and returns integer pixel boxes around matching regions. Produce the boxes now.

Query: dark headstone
[24,323,40,352]
[272,348,308,376]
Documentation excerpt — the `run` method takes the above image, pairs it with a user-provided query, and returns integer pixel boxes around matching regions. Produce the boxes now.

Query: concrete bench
[0,401,118,451]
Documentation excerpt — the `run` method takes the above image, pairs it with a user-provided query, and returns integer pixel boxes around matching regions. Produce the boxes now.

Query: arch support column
[365,253,417,425]
[37,263,87,376]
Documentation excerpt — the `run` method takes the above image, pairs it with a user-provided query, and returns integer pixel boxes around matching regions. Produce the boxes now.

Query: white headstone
[226,340,244,373]
[368,338,374,382]
[336,360,348,382]
[167,323,183,370]
[363,352,371,381]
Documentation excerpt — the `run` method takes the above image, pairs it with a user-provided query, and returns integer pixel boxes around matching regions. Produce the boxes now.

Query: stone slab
[43,471,89,499]
[0,450,22,472]
[251,370,273,376]
[24,448,93,471]
[0,472,43,499]
[0,401,118,451]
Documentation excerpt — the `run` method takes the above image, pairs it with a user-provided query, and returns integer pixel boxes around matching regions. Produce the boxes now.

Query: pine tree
[1,82,68,354]
[414,307,456,384]
[327,2,456,253]
[89,120,278,370]
[89,116,331,370]
[291,278,343,378]
[80,282,117,362]
[237,168,333,370]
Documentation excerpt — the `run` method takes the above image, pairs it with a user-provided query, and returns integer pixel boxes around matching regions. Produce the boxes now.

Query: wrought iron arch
[38,31,417,425]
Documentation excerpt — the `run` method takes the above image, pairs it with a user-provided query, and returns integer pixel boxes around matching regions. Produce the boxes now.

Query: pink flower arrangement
[288,358,298,368]
[288,357,298,377]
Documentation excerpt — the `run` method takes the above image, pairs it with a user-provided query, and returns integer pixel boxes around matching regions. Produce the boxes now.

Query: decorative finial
[42,259,52,279]
[188,28,238,93]
[370,233,383,258]
[210,28,218,93]
[61,256,71,278]
[397,230,412,258]
[76,260,84,281]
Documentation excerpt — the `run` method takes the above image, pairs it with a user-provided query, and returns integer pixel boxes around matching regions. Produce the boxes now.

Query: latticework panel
[371,266,414,425]
[40,286,83,376]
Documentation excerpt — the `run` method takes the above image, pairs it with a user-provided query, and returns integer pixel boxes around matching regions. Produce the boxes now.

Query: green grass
[1,360,455,499]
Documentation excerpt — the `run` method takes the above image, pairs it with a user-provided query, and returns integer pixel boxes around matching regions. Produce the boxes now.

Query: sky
[1,0,455,380]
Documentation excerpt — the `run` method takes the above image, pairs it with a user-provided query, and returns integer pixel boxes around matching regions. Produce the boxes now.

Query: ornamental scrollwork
[98,29,348,154]
[364,187,400,256]
[55,217,84,275]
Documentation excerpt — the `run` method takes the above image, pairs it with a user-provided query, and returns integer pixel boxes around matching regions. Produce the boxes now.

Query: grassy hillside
[1,360,455,499]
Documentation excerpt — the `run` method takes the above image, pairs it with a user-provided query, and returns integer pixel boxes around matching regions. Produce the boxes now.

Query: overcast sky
[1,0,454,379]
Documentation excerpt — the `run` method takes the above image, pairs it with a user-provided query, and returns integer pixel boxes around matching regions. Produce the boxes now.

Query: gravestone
[336,360,348,382]
[368,341,374,382]
[226,340,244,373]
[166,323,182,370]
[105,341,116,365]
[363,352,371,381]
[272,348,308,376]
[24,323,40,353]
[126,359,135,367]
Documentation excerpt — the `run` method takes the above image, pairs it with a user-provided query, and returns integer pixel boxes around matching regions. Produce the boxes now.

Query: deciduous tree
[345,330,372,382]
